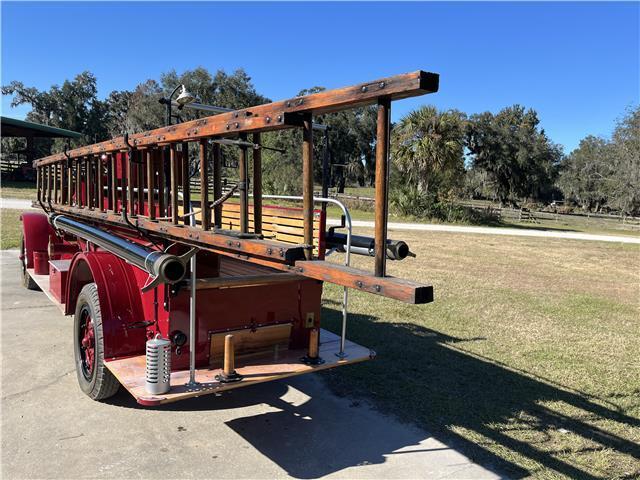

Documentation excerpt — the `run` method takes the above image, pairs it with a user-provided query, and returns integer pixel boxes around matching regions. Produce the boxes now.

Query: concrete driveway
[1,250,501,479]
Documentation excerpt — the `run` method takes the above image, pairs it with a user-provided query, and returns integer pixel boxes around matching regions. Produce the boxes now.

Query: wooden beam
[35,71,439,166]
[252,132,262,234]
[181,142,190,225]
[67,161,73,206]
[110,154,117,212]
[53,164,59,204]
[302,113,313,260]
[374,98,391,277]
[36,165,41,203]
[146,150,155,220]
[97,156,104,211]
[239,134,249,233]
[46,165,51,203]
[127,153,134,214]
[157,149,165,218]
[213,142,222,229]
[192,273,302,290]
[170,144,179,225]
[61,163,67,204]
[75,158,82,207]
[48,204,306,265]
[293,260,434,305]
[137,152,144,215]
[87,157,93,209]
[199,140,210,230]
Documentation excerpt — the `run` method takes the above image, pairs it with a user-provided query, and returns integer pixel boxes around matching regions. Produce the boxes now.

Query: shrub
[390,186,499,225]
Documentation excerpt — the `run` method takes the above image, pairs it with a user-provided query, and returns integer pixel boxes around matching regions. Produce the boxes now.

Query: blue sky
[1,2,638,153]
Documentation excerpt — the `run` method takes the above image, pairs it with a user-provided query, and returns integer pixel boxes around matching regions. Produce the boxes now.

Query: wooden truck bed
[28,259,374,407]
[105,329,374,406]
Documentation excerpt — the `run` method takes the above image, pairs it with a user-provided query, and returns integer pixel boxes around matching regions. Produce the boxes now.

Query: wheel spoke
[79,312,95,378]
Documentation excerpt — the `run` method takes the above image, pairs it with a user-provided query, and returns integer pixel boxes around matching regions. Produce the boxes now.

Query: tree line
[2,69,638,216]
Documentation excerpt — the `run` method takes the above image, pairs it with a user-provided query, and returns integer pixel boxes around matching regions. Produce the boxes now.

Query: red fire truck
[20,71,437,406]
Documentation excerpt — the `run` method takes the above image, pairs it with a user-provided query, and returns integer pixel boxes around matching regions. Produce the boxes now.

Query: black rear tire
[20,236,40,291]
[73,283,120,400]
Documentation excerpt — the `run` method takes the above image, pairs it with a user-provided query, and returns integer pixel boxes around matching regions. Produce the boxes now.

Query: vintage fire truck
[19,71,437,406]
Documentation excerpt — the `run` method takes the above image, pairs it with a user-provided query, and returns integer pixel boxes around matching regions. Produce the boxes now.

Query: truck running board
[105,329,374,406]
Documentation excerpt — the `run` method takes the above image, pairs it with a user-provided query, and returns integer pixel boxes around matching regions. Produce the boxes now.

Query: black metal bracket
[63,139,73,169]
[124,133,143,164]
[124,320,155,330]
[283,112,306,127]
[328,214,346,237]
[215,371,243,383]
[301,355,325,366]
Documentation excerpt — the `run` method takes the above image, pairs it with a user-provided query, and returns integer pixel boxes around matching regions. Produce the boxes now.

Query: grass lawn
[508,216,640,238]
[0,209,24,250]
[0,180,36,200]
[320,228,640,479]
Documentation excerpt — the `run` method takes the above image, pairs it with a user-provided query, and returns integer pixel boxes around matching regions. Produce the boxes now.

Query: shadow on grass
[0,179,36,190]
[319,305,640,479]
[495,222,581,233]
[451,215,582,233]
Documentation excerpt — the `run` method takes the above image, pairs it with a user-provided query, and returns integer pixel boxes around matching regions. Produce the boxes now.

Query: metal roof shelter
[1,116,82,139]
[1,116,81,180]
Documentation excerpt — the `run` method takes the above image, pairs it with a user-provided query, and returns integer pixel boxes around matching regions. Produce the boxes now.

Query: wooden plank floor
[218,256,279,277]
[105,329,374,406]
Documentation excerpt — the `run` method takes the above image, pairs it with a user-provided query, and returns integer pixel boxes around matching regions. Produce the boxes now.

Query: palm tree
[391,106,466,196]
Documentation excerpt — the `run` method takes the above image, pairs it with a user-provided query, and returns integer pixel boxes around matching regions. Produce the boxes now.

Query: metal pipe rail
[50,214,189,286]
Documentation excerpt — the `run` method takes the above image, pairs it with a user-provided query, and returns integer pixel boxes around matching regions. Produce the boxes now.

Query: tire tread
[75,283,120,400]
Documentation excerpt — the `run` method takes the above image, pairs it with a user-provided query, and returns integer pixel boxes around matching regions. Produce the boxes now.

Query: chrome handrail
[258,195,352,358]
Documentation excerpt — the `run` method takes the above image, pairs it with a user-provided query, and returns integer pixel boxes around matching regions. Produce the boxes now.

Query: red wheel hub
[80,315,95,375]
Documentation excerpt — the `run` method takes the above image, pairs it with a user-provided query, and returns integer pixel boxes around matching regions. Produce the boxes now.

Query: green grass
[320,228,640,479]
[1,209,23,249]
[0,180,36,200]
[340,186,375,198]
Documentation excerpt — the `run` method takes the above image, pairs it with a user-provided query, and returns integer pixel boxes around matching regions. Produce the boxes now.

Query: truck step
[105,329,374,406]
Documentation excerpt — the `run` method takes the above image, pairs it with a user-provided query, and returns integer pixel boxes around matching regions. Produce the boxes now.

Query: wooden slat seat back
[219,203,324,256]
[176,202,325,257]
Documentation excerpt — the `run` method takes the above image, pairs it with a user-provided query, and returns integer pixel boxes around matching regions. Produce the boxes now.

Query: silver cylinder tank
[145,335,172,395]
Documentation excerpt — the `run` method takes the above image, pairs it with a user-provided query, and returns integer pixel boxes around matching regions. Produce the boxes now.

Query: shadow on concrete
[107,377,493,478]
[105,305,639,479]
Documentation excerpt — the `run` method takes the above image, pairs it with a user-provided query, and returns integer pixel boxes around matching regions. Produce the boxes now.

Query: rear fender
[20,211,54,268]
[66,251,147,359]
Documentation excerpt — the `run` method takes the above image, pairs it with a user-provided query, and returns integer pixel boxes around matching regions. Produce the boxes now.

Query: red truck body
[22,71,437,406]
[20,206,337,406]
